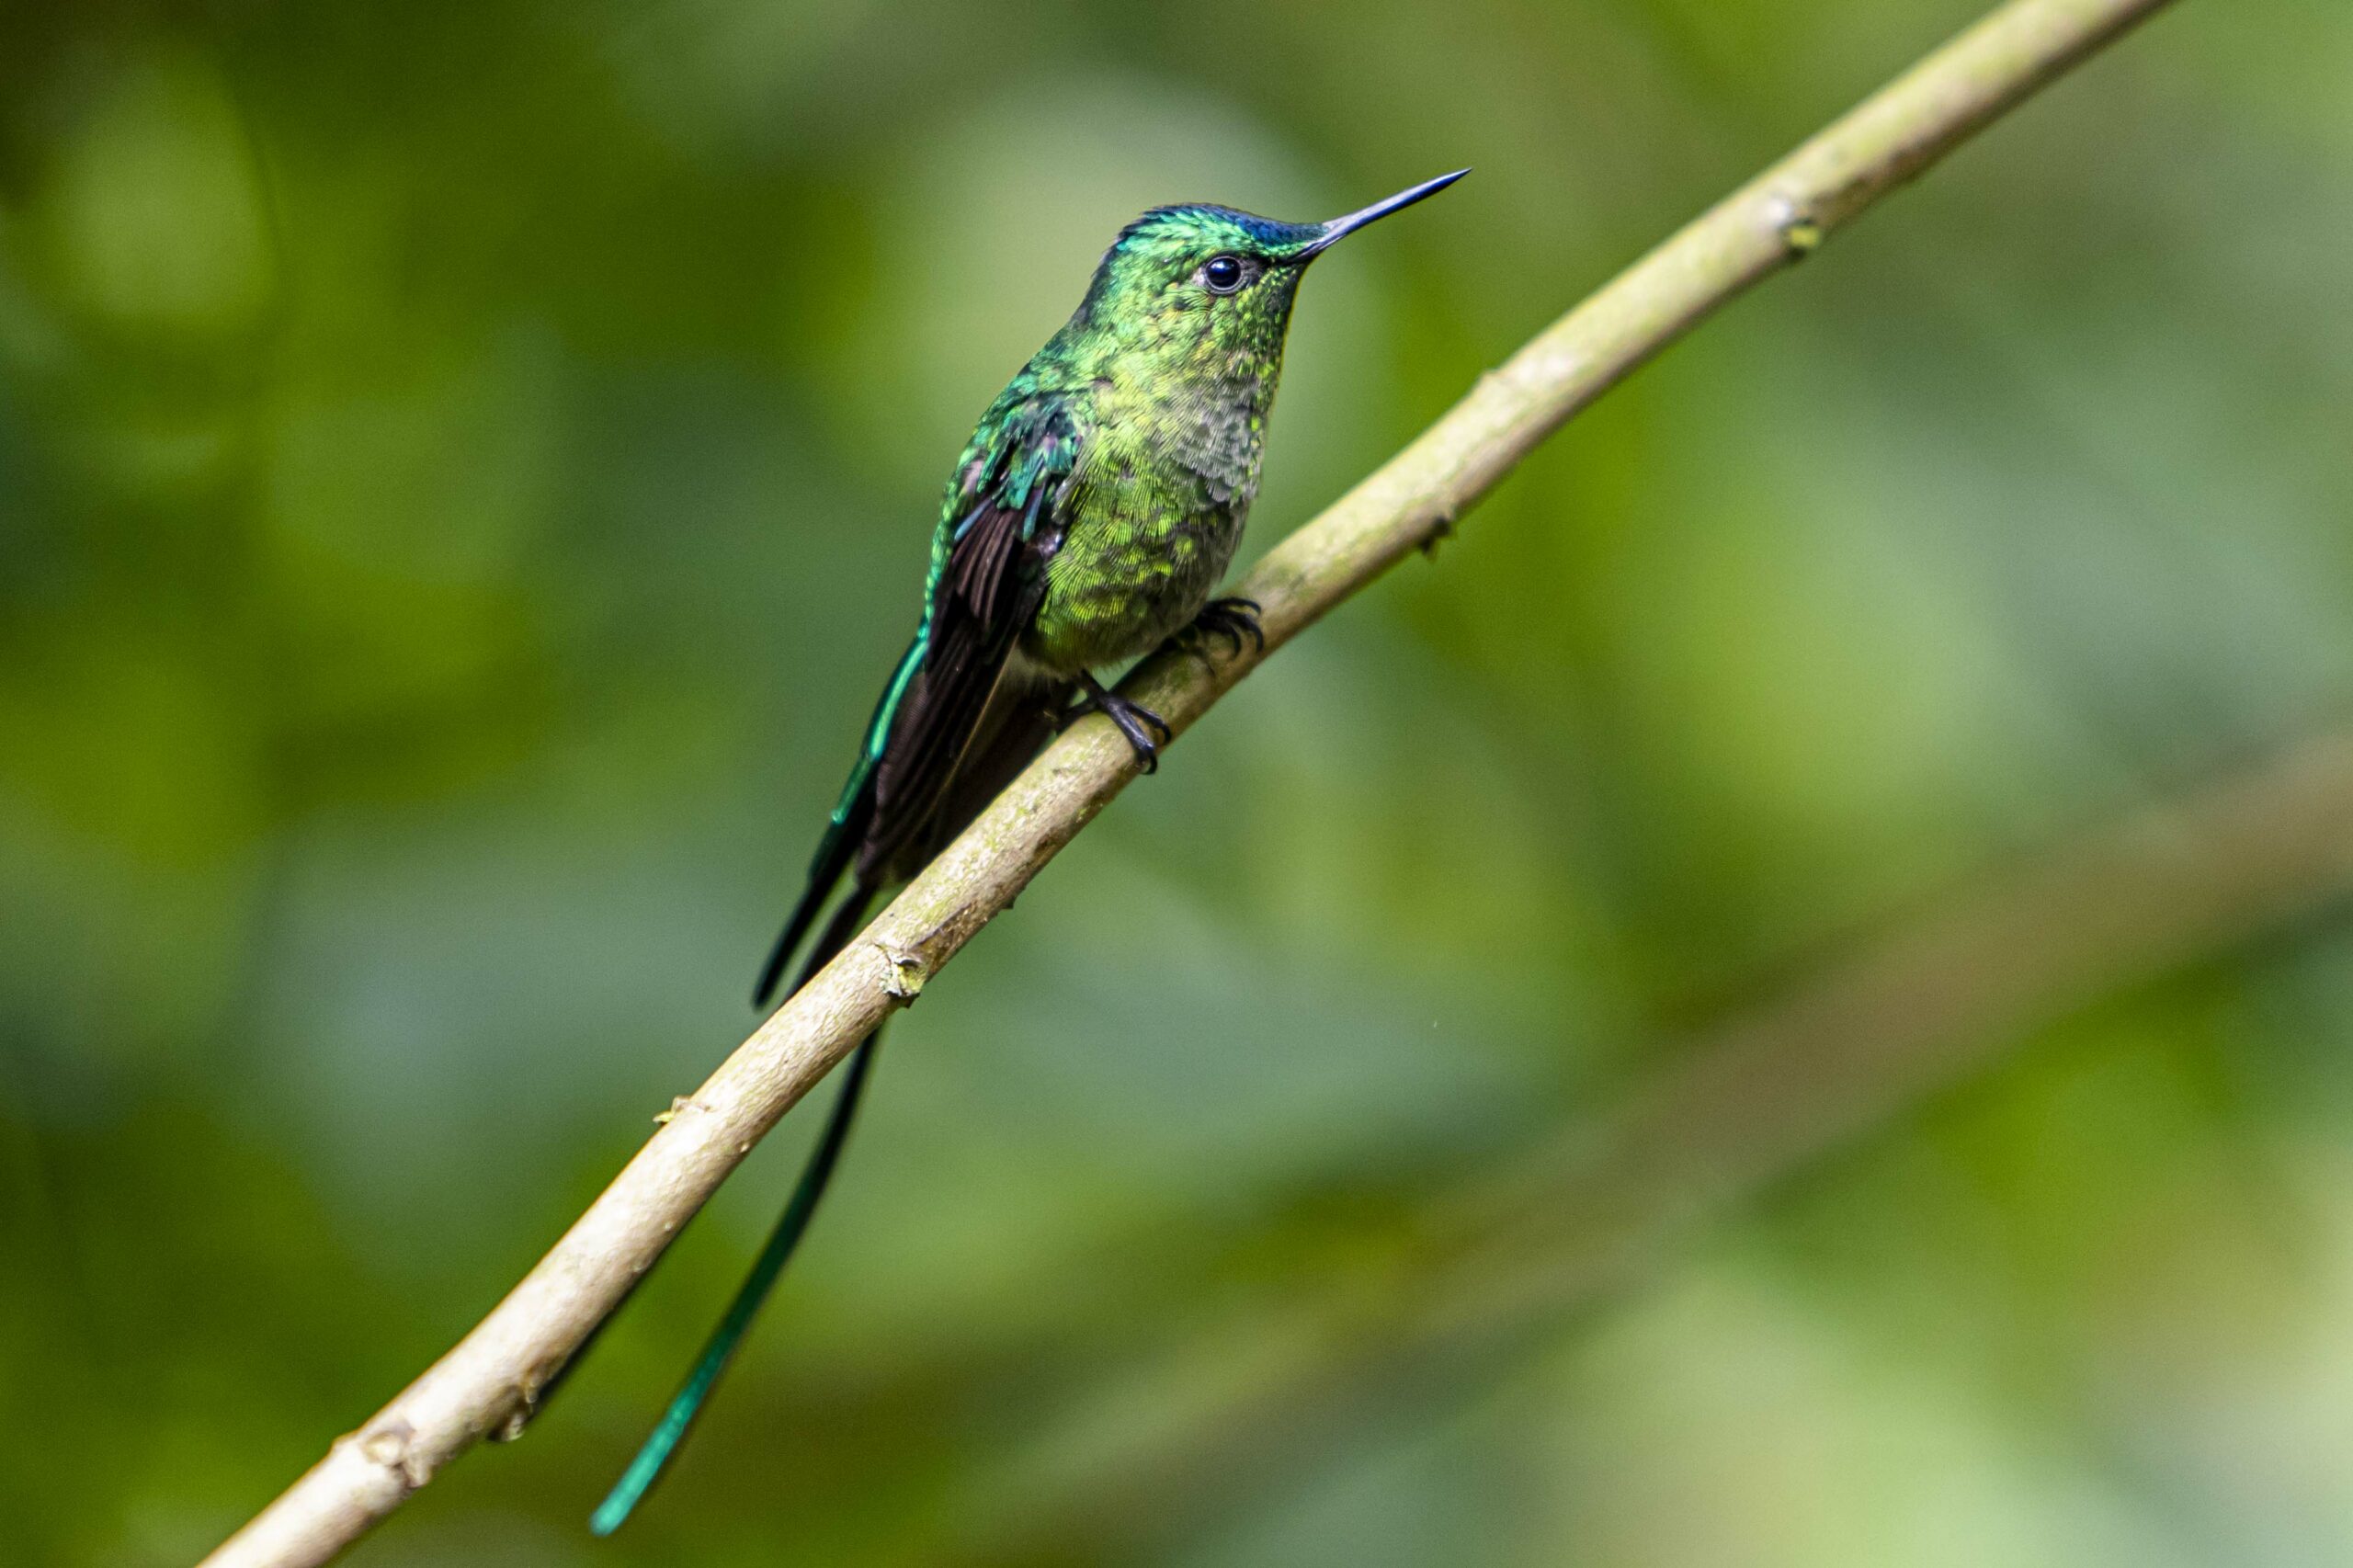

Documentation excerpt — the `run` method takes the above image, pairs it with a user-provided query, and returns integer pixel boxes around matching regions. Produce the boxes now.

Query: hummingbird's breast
[1024,368,1270,675]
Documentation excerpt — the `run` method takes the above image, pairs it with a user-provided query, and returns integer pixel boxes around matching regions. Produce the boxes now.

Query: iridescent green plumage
[595,170,1465,1533]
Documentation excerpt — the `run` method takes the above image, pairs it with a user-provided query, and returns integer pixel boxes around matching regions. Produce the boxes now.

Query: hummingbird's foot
[1177,597,1266,665]
[1074,674,1171,773]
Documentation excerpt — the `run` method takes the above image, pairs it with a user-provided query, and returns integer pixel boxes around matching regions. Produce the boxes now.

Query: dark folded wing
[860,398,1078,877]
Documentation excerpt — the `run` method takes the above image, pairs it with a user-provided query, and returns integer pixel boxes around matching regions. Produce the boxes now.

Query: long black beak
[1294,168,1469,259]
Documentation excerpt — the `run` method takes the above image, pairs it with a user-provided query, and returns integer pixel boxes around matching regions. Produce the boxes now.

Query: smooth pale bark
[199,2,2180,1562]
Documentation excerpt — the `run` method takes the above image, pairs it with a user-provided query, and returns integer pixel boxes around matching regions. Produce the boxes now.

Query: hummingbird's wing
[747,395,1081,1007]
[862,394,1080,876]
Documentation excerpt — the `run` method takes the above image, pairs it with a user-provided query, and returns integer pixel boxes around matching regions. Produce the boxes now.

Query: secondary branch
[940,726,2353,1563]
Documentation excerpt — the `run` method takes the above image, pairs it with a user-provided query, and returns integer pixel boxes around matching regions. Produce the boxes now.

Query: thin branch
[200,2,2179,1562]
[938,727,2353,1562]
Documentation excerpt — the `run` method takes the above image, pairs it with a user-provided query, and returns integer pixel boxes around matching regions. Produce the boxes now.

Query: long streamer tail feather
[593,889,880,1534]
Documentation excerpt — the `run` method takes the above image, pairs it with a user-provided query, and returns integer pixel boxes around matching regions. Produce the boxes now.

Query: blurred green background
[6,0,2353,1563]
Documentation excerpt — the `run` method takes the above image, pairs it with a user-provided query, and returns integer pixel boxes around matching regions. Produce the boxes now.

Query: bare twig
[199,2,2179,1562]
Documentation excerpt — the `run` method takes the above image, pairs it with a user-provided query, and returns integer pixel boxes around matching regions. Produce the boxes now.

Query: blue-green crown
[1115,204,1324,255]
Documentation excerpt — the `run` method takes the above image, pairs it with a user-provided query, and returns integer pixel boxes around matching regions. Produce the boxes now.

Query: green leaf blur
[4,2,2350,1564]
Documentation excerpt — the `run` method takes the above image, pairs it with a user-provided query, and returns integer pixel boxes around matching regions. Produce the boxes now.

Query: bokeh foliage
[6,1,2353,1563]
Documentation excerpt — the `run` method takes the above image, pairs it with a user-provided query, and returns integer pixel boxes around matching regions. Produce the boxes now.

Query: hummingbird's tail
[752,631,930,1008]
[591,886,882,1536]
[593,634,1074,1530]
[592,631,931,1531]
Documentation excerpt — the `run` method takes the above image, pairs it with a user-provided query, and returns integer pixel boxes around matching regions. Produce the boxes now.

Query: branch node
[490,1365,555,1442]
[877,942,929,1001]
[1767,193,1826,256]
[1421,509,1458,557]
[352,1420,426,1488]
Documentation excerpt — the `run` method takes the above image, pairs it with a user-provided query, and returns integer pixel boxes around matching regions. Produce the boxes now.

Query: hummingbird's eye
[1200,255,1246,294]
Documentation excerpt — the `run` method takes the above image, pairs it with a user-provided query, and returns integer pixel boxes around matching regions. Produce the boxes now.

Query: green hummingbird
[593,168,1466,1532]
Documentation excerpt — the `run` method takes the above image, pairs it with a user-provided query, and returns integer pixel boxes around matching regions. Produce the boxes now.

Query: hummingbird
[593,168,1466,1532]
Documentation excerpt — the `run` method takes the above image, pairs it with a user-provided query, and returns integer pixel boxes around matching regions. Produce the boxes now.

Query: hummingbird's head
[1070,170,1466,375]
